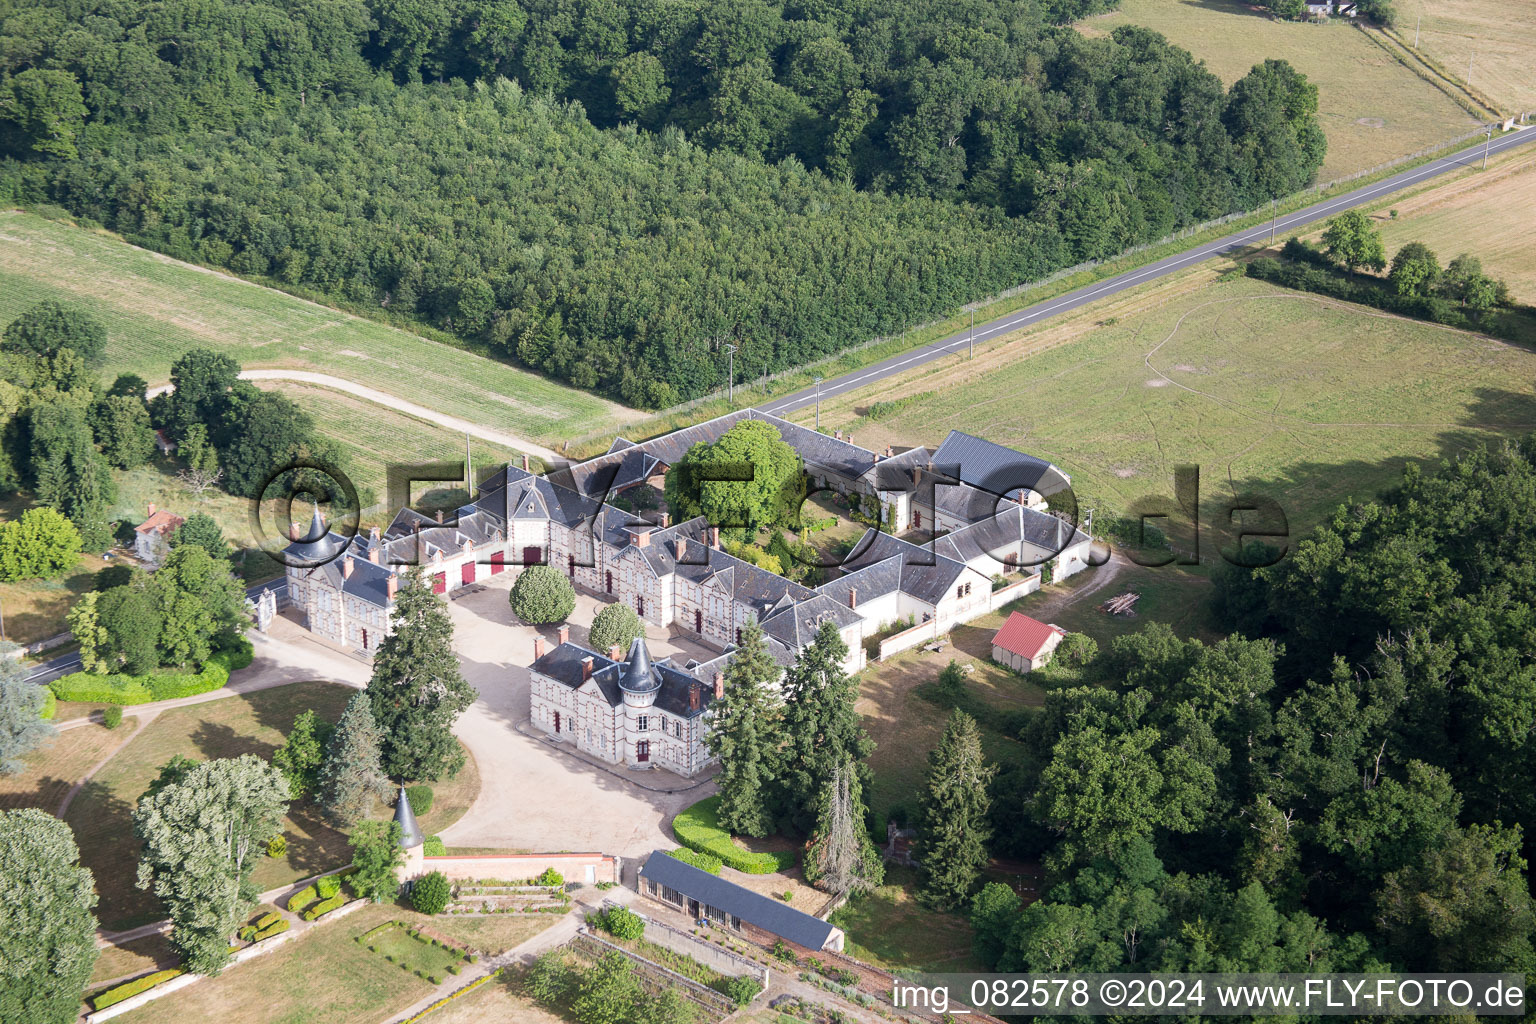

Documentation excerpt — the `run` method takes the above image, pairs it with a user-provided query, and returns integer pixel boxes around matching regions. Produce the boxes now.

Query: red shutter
[462,560,476,585]
[490,551,506,575]
[433,572,447,595]
[522,545,544,565]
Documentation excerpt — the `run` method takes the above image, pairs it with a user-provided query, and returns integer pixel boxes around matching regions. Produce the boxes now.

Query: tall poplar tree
[914,710,996,909]
[365,568,476,781]
[319,693,389,825]
[776,621,872,834]
[0,809,98,1024]
[704,620,780,837]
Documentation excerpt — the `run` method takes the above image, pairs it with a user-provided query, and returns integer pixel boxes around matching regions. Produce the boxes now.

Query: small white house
[991,611,1066,673]
[133,505,184,566]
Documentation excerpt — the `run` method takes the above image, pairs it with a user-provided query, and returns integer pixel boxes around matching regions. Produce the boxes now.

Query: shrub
[587,602,645,654]
[102,704,123,729]
[267,834,288,858]
[412,871,452,915]
[287,886,318,912]
[594,906,645,940]
[92,969,184,1010]
[304,893,347,920]
[536,867,563,886]
[673,796,797,874]
[251,918,290,942]
[663,847,722,874]
[509,565,575,624]
[405,784,434,816]
[254,911,282,930]
[715,975,762,1006]
[50,646,245,704]
[316,874,342,899]
[424,834,446,856]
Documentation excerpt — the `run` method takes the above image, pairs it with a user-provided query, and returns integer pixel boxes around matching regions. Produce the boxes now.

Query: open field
[830,866,983,973]
[1078,0,1480,181]
[0,211,632,448]
[417,970,569,1024]
[90,934,177,987]
[0,717,129,813]
[1396,0,1536,115]
[63,682,357,930]
[1364,150,1536,302]
[798,270,1536,539]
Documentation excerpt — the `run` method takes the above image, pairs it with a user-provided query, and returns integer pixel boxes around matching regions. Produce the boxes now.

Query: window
[735,627,742,645]
[957,582,973,598]
[637,596,646,617]
[637,715,649,731]
[674,720,683,738]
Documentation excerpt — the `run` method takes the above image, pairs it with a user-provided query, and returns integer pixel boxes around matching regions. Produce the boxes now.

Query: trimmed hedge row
[49,641,254,705]
[252,918,291,941]
[423,834,446,856]
[663,847,723,874]
[672,796,796,874]
[303,893,348,920]
[91,969,184,1010]
[287,885,318,913]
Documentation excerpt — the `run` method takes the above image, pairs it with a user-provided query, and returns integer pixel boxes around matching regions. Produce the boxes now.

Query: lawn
[829,865,983,973]
[799,271,1536,542]
[421,968,570,1024]
[0,718,132,814]
[64,682,357,930]
[417,914,561,957]
[89,933,176,987]
[364,921,468,982]
[0,211,632,448]
[0,552,103,646]
[110,460,287,582]
[1078,0,1480,181]
[1398,0,1536,114]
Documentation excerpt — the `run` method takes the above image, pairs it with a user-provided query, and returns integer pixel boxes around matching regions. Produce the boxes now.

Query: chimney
[609,644,623,661]
[834,430,842,441]
[848,587,857,610]
[289,520,301,541]
[148,502,156,517]
[709,526,720,549]
[713,671,725,700]
[342,556,354,579]
[387,573,399,599]
[690,681,701,711]
[846,433,853,445]
[557,624,570,646]
[370,526,380,544]
[435,509,444,523]
[522,453,530,472]
[660,511,670,528]
[635,529,650,549]
[676,537,686,562]
[581,656,593,681]
[533,634,546,661]
[368,545,380,564]
[885,446,894,458]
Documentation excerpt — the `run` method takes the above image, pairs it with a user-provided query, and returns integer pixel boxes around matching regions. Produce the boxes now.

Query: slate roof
[532,639,716,719]
[931,430,1072,498]
[835,530,971,605]
[640,851,841,949]
[761,593,862,648]
[993,612,1065,660]
[394,785,424,849]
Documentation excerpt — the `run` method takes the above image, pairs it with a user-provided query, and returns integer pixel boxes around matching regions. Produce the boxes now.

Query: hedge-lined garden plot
[359,921,475,985]
[446,879,571,916]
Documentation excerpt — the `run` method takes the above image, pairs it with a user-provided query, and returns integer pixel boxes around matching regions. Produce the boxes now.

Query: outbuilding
[639,850,845,952]
[991,611,1066,673]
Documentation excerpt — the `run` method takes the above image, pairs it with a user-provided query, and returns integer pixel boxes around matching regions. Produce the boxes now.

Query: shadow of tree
[190,720,274,762]
[65,778,160,931]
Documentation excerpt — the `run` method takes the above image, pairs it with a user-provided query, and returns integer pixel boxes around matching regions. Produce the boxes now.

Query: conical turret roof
[284,504,346,565]
[620,637,659,692]
[394,784,424,849]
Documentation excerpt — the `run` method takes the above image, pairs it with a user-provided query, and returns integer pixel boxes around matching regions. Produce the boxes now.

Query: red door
[553,711,561,733]
[361,628,368,649]
[694,609,703,634]
[605,571,613,594]
[461,560,476,585]
[433,572,447,595]
[522,545,543,565]
[568,554,576,577]
[490,551,506,575]
[914,510,922,529]
[636,740,650,763]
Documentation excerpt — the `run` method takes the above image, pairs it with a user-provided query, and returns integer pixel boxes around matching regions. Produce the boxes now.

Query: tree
[572,950,642,1024]
[92,583,163,675]
[664,420,802,533]
[272,710,334,799]
[803,760,884,893]
[133,756,290,975]
[1224,60,1327,205]
[0,651,54,774]
[776,621,872,833]
[1389,241,1441,297]
[510,564,576,625]
[162,350,240,441]
[90,395,155,469]
[347,819,403,903]
[587,602,644,654]
[176,423,224,497]
[2,301,105,363]
[319,693,389,824]
[0,507,82,582]
[935,659,966,701]
[0,68,88,161]
[28,403,115,550]
[170,511,231,562]
[914,710,996,909]
[970,882,1023,969]
[0,809,98,1024]
[366,569,476,781]
[219,390,320,497]
[149,544,247,668]
[1321,211,1386,272]
[411,870,451,915]
[704,621,781,837]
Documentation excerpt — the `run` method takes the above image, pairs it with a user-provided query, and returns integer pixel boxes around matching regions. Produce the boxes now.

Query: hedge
[252,918,291,942]
[424,834,446,856]
[400,969,503,1024]
[316,874,342,900]
[287,886,318,913]
[405,784,434,816]
[92,969,184,1010]
[49,642,252,705]
[303,893,348,920]
[672,796,796,874]
[663,847,723,874]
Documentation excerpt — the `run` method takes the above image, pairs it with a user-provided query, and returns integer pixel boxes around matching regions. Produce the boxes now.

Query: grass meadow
[1395,0,1536,115]
[0,211,631,447]
[1078,0,1481,181]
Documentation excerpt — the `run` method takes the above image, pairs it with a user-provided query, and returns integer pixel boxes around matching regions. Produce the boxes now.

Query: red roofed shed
[991,611,1066,673]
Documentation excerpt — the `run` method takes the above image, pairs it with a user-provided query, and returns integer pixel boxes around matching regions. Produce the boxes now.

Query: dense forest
[0,0,1325,406]
[971,441,1536,976]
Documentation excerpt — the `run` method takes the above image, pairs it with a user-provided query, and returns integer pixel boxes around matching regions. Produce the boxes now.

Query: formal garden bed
[444,873,573,915]
[357,920,477,985]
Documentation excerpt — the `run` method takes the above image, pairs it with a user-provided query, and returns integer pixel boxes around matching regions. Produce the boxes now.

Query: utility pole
[1270,198,1277,245]
[724,343,737,402]
[968,309,975,359]
[1484,123,1494,169]
[465,434,472,493]
[814,376,824,431]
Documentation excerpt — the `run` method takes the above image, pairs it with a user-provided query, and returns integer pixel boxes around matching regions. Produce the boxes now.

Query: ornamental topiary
[509,565,575,625]
[405,784,434,816]
[412,871,451,915]
[587,602,645,655]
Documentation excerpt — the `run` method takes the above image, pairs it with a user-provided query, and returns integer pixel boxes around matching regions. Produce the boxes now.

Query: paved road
[24,578,287,686]
[761,126,1536,419]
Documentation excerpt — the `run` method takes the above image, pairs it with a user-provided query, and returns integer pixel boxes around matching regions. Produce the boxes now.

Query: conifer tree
[272,709,332,799]
[365,568,476,781]
[704,620,780,837]
[0,647,53,774]
[319,693,389,825]
[914,709,996,909]
[804,760,883,893]
[777,621,872,834]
